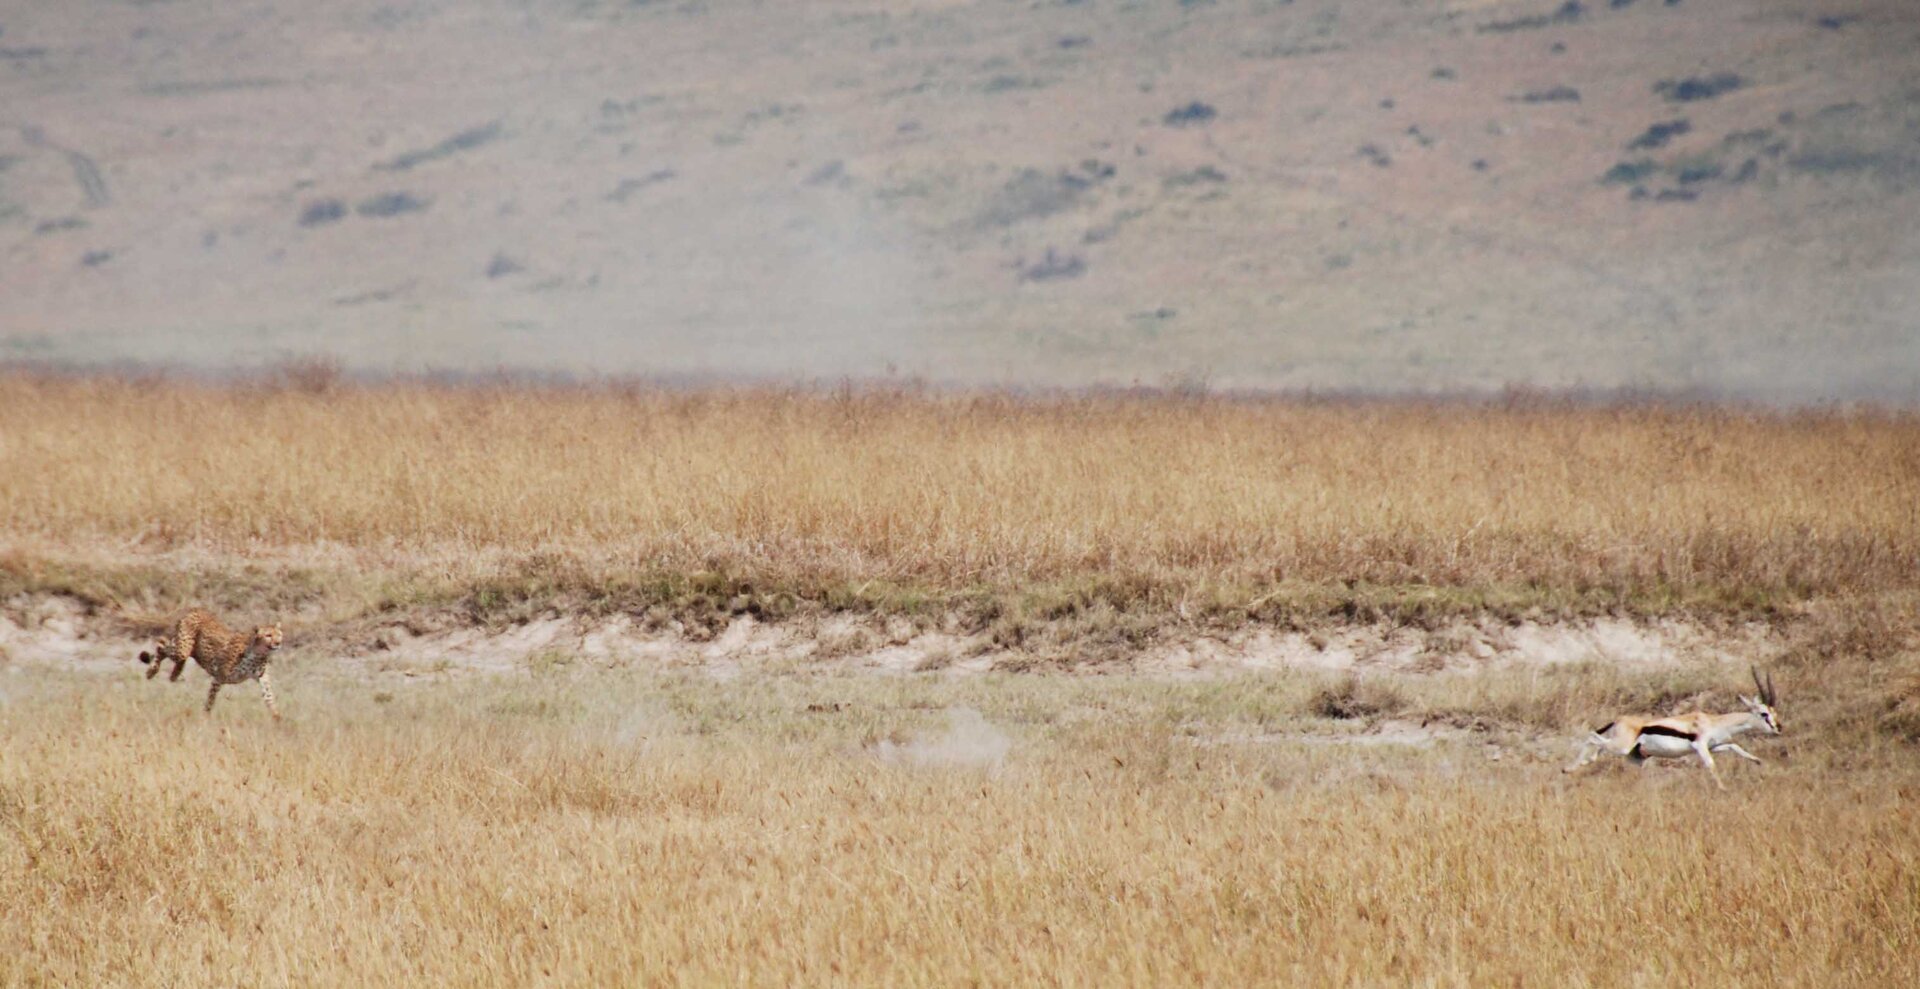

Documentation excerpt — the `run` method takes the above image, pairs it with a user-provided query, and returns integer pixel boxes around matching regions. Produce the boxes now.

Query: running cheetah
[138,609,285,718]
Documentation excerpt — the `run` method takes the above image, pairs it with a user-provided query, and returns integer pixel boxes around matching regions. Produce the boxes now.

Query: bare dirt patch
[1130,615,1779,677]
[1,595,1789,683]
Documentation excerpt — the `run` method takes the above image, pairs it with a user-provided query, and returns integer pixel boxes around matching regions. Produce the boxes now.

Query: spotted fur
[138,608,285,718]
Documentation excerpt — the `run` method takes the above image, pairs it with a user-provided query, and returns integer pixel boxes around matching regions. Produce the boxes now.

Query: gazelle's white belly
[1634,734,1695,759]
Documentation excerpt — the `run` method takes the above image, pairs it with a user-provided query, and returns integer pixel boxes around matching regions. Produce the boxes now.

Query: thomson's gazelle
[1564,669,1781,789]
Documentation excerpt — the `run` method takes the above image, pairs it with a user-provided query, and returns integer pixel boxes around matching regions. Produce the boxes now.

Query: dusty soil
[1,593,1785,683]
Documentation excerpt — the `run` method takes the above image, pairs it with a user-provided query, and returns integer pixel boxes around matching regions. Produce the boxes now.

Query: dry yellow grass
[1,372,1917,621]
[5,373,1917,985]
[2,670,1915,988]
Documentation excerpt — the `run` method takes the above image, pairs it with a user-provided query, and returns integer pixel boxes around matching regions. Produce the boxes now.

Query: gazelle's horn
[1767,670,1777,706]
[1752,667,1766,702]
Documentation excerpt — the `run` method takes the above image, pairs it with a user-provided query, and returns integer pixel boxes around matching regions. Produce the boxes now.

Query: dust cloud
[875,707,1013,772]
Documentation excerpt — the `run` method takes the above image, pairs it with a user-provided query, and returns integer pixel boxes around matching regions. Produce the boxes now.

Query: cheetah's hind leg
[168,627,194,681]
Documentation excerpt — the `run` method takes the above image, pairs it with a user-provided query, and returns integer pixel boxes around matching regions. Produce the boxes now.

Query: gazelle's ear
[1738,695,1757,707]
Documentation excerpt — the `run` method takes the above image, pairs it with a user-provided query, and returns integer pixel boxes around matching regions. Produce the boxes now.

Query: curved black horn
[1752,667,1766,701]
[1767,670,1777,706]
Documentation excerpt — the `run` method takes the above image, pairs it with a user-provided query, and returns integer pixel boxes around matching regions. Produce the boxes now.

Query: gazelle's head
[1741,668,1781,735]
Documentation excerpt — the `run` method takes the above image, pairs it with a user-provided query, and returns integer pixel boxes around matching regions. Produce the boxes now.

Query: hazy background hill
[0,0,1915,400]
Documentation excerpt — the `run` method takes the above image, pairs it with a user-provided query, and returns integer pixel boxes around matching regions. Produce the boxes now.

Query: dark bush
[975,162,1112,228]
[1163,101,1217,127]
[377,121,502,172]
[274,357,344,395]
[1601,159,1658,184]
[1675,162,1723,184]
[299,199,348,227]
[1627,119,1690,151]
[1655,73,1745,103]
[355,192,430,218]
[485,253,524,279]
[1514,86,1581,104]
[608,169,677,201]
[1480,1,1583,33]
[1163,165,1227,188]
[33,216,86,235]
[1310,677,1406,720]
[1721,128,1774,148]
[1017,248,1086,283]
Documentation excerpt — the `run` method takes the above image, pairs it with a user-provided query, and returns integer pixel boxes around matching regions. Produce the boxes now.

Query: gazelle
[1563,669,1781,790]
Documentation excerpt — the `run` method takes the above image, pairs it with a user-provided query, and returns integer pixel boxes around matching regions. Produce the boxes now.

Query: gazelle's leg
[204,682,222,714]
[1564,734,1607,773]
[258,671,281,720]
[1713,742,1764,765]
[1692,740,1725,790]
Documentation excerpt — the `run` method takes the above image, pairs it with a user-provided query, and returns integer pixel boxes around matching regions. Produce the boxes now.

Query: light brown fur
[1565,689,1781,789]
[138,608,285,718]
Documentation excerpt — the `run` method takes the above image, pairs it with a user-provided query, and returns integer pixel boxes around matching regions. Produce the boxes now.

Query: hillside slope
[1,0,1915,399]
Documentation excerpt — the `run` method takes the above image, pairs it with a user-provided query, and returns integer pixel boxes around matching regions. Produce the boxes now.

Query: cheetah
[138,608,285,718]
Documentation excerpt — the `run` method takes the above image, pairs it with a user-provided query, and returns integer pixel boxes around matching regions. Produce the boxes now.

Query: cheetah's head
[250,624,284,655]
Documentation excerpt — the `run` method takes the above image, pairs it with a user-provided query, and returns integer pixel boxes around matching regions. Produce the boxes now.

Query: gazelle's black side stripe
[1638,724,1697,741]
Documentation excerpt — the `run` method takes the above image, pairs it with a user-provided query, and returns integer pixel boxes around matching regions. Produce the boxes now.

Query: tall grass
[2,373,1914,612]
[1,671,1913,987]
[5,372,1915,986]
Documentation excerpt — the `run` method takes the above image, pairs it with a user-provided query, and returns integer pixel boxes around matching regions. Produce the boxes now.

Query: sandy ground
[4,593,1799,766]
[1,592,1782,683]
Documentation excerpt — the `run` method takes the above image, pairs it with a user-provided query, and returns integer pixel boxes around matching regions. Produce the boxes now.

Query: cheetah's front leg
[204,681,222,714]
[258,670,281,720]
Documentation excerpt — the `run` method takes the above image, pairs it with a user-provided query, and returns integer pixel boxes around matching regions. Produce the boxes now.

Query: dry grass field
[4,373,1920,986]
[3,371,1917,621]
[5,0,1917,981]
[3,669,1917,987]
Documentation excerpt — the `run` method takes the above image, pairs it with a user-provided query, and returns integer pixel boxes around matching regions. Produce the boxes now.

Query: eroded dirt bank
[1,594,1789,682]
